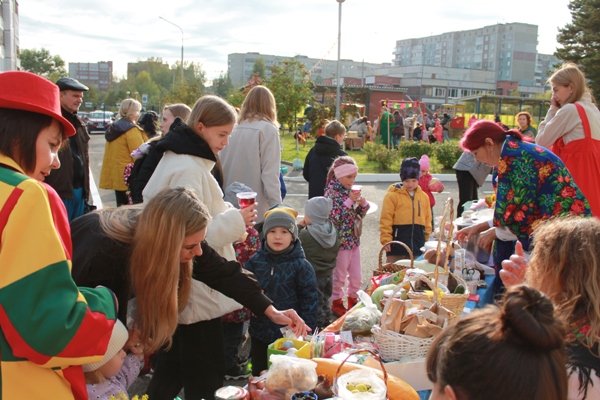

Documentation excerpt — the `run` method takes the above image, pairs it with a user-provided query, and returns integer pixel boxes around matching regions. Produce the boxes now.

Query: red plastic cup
[236,192,257,208]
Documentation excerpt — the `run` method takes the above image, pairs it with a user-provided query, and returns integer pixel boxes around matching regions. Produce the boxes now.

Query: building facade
[68,61,113,91]
[1,0,20,71]
[228,52,391,86]
[393,23,539,86]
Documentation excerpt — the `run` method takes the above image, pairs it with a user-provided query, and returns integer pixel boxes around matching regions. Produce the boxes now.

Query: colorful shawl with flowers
[493,137,591,249]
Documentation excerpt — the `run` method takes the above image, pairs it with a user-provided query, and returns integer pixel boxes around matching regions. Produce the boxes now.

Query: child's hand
[384,244,391,252]
[298,218,307,227]
[349,191,361,202]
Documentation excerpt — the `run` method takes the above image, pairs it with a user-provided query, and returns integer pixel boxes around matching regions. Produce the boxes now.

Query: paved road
[88,133,493,290]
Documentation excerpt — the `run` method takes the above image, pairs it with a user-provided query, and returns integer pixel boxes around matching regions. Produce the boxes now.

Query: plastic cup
[351,184,362,193]
[236,192,257,208]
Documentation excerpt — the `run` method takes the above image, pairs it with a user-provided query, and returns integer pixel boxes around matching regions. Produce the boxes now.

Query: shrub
[365,142,401,171]
[364,142,378,161]
[398,141,436,159]
[435,143,463,169]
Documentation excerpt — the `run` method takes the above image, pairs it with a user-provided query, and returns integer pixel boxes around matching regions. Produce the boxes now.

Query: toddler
[418,155,444,228]
[84,320,143,400]
[380,157,432,263]
[298,196,341,329]
[324,156,370,317]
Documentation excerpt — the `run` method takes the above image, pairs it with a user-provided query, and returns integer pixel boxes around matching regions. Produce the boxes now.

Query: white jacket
[219,119,282,222]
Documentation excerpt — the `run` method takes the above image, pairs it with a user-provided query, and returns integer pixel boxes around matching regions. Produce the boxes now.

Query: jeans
[443,130,450,143]
[392,134,401,148]
[61,187,84,221]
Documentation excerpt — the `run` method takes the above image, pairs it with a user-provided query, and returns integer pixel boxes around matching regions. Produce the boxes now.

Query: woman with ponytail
[455,120,590,289]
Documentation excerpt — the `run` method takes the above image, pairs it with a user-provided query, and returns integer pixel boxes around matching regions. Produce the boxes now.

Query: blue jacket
[245,240,318,344]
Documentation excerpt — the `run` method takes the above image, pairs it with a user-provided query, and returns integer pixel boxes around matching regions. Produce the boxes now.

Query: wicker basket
[408,271,469,323]
[372,241,414,277]
[372,279,444,362]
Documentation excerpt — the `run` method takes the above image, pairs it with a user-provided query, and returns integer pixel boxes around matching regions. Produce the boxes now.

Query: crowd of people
[2,60,600,400]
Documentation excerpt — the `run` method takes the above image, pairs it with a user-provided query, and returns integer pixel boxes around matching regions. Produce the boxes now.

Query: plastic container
[290,391,318,400]
[215,386,249,400]
[267,338,310,366]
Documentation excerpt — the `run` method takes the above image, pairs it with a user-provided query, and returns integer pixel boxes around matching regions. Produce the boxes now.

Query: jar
[215,386,249,400]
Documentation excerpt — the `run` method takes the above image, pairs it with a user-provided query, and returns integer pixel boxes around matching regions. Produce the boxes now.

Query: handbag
[354,215,363,237]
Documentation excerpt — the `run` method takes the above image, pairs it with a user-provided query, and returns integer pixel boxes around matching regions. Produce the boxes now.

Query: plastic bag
[336,369,386,400]
[265,355,318,395]
[341,291,382,334]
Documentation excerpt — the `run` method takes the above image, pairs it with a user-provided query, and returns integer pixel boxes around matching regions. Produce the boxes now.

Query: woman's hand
[500,242,528,287]
[264,305,311,338]
[455,221,488,243]
[125,328,145,361]
[239,203,258,226]
[477,227,497,250]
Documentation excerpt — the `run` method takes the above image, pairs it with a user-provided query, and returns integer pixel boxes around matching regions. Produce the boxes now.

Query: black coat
[303,136,347,199]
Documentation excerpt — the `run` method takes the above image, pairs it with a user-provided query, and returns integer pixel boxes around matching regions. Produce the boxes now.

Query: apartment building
[68,61,113,91]
[1,0,19,71]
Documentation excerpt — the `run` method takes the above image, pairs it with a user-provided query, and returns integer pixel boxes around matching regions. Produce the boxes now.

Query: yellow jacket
[100,122,147,191]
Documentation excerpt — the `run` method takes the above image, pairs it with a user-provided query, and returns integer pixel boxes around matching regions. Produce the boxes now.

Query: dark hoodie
[105,118,137,142]
[303,135,347,199]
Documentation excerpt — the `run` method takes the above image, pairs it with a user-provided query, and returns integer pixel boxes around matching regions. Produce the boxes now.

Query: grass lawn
[280,132,455,174]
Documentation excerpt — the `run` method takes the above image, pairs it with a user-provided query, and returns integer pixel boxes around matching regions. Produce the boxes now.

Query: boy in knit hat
[298,197,341,329]
[245,204,318,375]
[380,157,432,263]
[84,319,143,399]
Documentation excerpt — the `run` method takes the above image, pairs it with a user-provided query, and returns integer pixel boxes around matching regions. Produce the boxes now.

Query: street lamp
[159,16,184,83]
[335,0,345,122]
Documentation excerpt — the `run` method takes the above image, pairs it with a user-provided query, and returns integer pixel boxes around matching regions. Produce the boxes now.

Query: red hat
[0,71,76,136]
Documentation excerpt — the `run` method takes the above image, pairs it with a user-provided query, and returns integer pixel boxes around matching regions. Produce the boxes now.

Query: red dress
[552,104,600,217]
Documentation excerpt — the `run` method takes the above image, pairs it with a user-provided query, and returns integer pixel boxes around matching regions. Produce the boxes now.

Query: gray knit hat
[82,319,128,372]
[304,197,332,225]
[400,157,421,181]
[263,204,299,241]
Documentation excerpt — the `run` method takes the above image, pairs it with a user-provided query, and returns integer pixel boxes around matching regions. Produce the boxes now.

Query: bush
[435,143,463,169]
[398,141,436,159]
[365,142,401,171]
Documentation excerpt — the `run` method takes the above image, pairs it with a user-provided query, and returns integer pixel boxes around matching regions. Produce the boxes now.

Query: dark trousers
[455,170,479,217]
[222,321,244,370]
[147,318,225,400]
[115,190,129,207]
[250,336,269,376]
[316,275,333,329]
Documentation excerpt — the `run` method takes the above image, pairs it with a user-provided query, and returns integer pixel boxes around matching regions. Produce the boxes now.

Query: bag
[265,355,318,395]
[341,290,381,334]
[336,369,386,400]
[354,215,363,237]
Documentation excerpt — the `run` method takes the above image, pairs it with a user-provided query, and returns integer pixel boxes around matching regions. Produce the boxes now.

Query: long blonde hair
[99,187,211,352]
[118,98,142,122]
[548,62,594,105]
[187,95,237,133]
[238,85,278,125]
[527,217,600,347]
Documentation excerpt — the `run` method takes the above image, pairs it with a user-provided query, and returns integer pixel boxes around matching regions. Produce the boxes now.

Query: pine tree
[555,0,600,96]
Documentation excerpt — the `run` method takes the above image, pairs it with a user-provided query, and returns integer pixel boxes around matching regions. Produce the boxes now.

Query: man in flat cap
[45,78,93,220]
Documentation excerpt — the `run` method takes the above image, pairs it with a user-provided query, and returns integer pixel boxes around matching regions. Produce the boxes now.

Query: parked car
[87,110,114,132]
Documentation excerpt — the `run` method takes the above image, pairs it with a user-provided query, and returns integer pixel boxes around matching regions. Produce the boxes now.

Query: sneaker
[347,297,358,309]
[331,299,347,317]
[224,363,252,380]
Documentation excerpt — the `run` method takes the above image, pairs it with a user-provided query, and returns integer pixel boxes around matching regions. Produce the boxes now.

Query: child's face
[303,215,313,225]
[421,169,429,176]
[266,227,293,251]
[338,172,357,190]
[403,178,419,192]
[97,349,126,378]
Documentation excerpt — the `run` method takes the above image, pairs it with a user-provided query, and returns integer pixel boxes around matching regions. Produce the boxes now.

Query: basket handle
[334,349,388,398]
[378,241,415,270]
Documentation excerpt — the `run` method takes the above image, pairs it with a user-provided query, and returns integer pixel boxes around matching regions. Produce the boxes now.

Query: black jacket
[70,212,272,324]
[303,136,347,199]
[44,108,90,202]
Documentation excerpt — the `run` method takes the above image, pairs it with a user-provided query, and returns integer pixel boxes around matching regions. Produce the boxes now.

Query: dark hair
[139,111,158,138]
[460,120,529,151]
[0,108,62,173]
[426,285,567,400]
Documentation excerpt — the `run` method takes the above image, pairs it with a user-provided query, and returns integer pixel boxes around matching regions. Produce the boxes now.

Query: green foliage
[213,72,234,98]
[363,142,378,161]
[305,103,335,136]
[435,143,463,169]
[267,60,314,130]
[20,48,67,80]
[555,0,600,97]
[252,59,266,79]
[398,141,436,159]
[163,81,204,106]
[363,143,401,171]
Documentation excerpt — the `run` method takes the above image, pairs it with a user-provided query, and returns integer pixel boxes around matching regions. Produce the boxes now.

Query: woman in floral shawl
[455,120,591,289]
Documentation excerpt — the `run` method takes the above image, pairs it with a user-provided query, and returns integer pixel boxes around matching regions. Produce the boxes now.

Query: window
[484,54,488,59]
[449,88,458,97]
[484,45,488,50]
[434,88,446,97]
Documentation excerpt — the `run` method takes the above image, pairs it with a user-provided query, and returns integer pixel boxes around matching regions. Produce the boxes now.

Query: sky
[19,0,573,82]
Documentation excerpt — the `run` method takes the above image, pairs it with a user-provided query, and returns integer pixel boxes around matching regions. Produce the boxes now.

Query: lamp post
[335,0,345,122]
[159,16,184,83]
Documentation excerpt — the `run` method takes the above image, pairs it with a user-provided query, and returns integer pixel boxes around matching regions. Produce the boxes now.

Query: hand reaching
[264,305,311,338]
[500,241,528,287]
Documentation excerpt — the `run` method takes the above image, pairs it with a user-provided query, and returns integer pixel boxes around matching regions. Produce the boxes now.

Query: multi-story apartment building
[393,23,539,86]
[535,53,561,88]
[68,61,113,91]
[1,0,20,71]
[228,52,391,86]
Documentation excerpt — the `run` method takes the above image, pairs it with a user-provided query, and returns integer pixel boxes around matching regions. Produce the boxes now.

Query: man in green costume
[378,105,396,149]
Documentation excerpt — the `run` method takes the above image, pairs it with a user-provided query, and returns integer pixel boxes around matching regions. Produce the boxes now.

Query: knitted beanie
[304,197,333,225]
[263,204,299,241]
[400,157,421,181]
[82,319,128,372]
[419,155,430,172]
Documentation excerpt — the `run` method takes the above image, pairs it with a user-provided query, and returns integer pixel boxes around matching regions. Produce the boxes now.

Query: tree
[213,72,233,98]
[267,60,314,130]
[555,0,600,96]
[253,58,266,79]
[20,48,67,81]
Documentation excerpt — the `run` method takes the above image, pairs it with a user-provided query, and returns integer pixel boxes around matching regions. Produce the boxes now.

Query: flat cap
[56,77,89,92]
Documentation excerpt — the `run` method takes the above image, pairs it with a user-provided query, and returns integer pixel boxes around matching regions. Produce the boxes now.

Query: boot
[347,297,358,310]
[331,299,347,317]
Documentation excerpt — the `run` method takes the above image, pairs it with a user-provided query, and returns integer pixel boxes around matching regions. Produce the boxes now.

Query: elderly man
[45,78,92,220]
